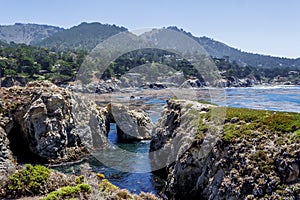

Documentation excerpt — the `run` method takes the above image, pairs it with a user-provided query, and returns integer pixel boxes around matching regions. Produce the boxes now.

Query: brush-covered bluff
[150,99,300,200]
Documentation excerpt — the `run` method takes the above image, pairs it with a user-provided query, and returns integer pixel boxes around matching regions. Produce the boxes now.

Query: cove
[51,97,166,195]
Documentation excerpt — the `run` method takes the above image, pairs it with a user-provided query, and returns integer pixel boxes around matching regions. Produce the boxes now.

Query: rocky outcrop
[180,79,205,88]
[0,81,108,165]
[0,80,156,184]
[150,99,217,174]
[213,75,260,87]
[68,79,120,94]
[107,103,153,141]
[151,99,300,200]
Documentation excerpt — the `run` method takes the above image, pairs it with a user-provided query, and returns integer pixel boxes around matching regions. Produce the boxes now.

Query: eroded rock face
[0,118,16,186]
[0,81,108,163]
[151,99,300,200]
[150,99,217,174]
[107,103,153,141]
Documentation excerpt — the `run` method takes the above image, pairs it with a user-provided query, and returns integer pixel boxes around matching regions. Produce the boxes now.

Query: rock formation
[0,119,16,186]
[0,81,108,168]
[107,103,153,141]
[68,79,120,94]
[150,99,300,199]
[0,80,155,184]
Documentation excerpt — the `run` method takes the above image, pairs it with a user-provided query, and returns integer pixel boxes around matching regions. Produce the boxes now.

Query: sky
[1,0,299,58]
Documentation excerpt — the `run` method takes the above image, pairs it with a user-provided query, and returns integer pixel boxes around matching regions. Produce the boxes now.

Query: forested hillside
[0,42,85,85]
[36,22,127,51]
[167,26,300,68]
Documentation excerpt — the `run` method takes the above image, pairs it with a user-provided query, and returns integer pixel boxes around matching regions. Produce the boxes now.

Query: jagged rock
[150,99,300,199]
[107,103,153,141]
[68,79,120,94]
[0,125,16,186]
[230,117,239,123]
[0,81,109,164]
[150,99,216,173]
[180,79,205,88]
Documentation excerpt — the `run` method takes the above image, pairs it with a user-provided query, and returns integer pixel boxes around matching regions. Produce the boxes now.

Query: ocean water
[53,86,300,195]
[224,85,300,112]
[53,97,166,195]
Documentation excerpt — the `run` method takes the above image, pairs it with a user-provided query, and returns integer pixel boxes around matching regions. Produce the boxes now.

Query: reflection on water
[223,86,300,112]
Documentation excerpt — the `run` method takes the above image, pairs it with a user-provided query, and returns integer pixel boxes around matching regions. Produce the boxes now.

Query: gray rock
[107,103,153,141]
[0,125,16,186]
[1,81,109,163]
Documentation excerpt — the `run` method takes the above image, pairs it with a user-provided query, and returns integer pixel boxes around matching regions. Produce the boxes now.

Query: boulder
[107,103,153,141]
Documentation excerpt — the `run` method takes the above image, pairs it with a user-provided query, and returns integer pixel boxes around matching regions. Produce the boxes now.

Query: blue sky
[1,0,299,58]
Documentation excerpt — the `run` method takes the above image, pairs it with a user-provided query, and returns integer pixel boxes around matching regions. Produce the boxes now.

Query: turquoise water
[93,123,164,195]
[53,97,166,195]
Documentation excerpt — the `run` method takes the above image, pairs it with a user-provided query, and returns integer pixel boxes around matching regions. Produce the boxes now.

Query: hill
[0,23,64,45]
[36,22,127,51]
[0,22,299,70]
[167,26,300,68]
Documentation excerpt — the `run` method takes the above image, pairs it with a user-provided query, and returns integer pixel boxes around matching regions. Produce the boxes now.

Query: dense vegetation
[101,48,205,81]
[5,164,51,197]
[0,42,86,84]
[214,57,300,84]
[168,26,300,69]
[196,106,300,142]
[37,22,127,51]
[1,41,300,86]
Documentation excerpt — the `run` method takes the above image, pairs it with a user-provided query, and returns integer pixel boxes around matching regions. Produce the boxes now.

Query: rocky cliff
[0,81,154,185]
[151,99,300,199]
[0,81,109,183]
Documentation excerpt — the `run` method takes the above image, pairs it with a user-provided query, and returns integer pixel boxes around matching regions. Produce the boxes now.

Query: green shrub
[75,175,84,184]
[250,150,274,173]
[42,183,91,200]
[99,179,118,193]
[116,189,133,199]
[291,129,300,140]
[6,164,51,197]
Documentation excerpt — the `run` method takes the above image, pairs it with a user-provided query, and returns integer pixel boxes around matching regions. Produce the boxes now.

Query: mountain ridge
[0,22,299,68]
[36,22,128,51]
[0,23,64,45]
[166,26,300,68]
